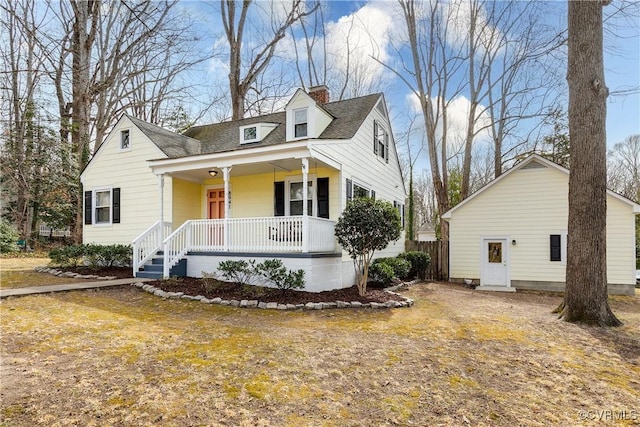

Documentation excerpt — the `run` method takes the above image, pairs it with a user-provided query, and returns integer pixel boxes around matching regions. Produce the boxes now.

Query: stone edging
[132,281,415,311]
[34,267,118,280]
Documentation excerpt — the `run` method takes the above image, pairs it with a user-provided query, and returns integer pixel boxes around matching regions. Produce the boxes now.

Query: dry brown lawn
[1,280,639,426]
[0,258,88,290]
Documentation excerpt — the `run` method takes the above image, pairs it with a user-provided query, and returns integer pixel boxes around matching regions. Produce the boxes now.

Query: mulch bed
[150,277,406,305]
[53,266,404,304]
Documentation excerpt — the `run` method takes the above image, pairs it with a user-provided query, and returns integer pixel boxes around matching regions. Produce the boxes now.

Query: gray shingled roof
[126,114,201,158]
[133,93,382,159]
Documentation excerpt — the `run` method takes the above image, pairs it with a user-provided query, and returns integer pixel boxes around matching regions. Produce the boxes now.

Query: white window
[120,129,130,150]
[241,125,258,143]
[285,176,317,216]
[353,183,371,199]
[94,189,112,224]
[373,121,388,162]
[294,108,308,138]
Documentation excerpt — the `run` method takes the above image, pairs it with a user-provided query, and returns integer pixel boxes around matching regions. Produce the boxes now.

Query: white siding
[448,164,636,286]
[82,117,170,245]
[313,98,407,261]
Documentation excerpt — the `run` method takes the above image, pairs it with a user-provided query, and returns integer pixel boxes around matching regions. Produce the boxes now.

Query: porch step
[135,257,187,279]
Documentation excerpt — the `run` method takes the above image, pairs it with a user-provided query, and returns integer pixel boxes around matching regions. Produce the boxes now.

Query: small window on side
[120,129,130,150]
[550,234,561,261]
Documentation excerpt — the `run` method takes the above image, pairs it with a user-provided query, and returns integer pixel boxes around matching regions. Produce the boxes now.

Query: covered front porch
[132,216,338,281]
[133,144,344,282]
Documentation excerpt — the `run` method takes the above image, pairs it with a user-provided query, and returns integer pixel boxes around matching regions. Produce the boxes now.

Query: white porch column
[301,158,309,252]
[158,174,165,239]
[223,167,232,251]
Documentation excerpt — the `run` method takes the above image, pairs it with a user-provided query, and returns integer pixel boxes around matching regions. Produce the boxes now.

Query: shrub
[334,198,401,296]
[368,262,394,287]
[201,271,220,293]
[0,221,20,253]
[400,251,431,280]
[48,244,132,268]
[256,259,305,292]
[49,244,85,267]
[217,259,258,286]
[374,257,411,280]
[217,258,305,292]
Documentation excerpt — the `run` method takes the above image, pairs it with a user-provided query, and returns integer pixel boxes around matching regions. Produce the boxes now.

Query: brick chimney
[308,85,330,104]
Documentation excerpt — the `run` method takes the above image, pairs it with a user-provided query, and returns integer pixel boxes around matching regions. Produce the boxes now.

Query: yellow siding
[219,167,340,219]
[449,165,636,285]
[83,118,169,245]
[172,178,201,228]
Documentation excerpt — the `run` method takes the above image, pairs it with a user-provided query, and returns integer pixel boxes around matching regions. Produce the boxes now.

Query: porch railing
[132,220,172,275]
[162,216,337,278]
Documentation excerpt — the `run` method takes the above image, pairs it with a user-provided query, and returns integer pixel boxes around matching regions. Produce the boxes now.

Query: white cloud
[405,92,492,157]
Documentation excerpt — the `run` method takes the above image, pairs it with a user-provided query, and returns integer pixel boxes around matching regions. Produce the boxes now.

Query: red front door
[207,189,225,246]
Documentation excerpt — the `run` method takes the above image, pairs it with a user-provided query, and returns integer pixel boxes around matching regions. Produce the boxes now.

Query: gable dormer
[285,86,334,141]
[239,122,278,144]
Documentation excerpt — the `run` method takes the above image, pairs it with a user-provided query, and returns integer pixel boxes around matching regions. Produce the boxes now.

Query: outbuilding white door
[481,239,508,287]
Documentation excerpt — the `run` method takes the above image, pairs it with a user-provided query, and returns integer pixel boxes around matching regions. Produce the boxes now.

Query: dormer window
[240,123,277,144]
[242,125,258,143]
[120,129,130,150]
[294,108,308,138]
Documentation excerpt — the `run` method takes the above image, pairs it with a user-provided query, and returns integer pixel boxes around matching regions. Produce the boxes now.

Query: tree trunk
[70,0,97,243]
[560,0,621,327]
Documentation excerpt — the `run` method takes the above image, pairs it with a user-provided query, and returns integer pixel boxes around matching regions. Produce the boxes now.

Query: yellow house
[80,87,406,292]
[442,154,639,295]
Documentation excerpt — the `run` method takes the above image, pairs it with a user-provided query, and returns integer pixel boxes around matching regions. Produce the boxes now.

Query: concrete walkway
[0,278,152,299]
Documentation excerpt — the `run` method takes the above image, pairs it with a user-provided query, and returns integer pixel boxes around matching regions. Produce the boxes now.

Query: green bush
[85,244,132,268]
[374,257,411,280]
[400,251,431,280]
[48,244,132,268]
[49,244,85,267]
[256,259,305,292]
[217,258,305,292]
[217,259,258,286]
[0,221,20,253]
[368,262,394,287]
[334,198,401,296]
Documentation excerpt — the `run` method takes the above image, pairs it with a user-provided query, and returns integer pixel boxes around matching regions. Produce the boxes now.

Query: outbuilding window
[120,129,130,150]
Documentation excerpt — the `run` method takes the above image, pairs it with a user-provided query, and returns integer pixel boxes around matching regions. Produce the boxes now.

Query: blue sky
[321,0,640,148]
[187,0,639,152]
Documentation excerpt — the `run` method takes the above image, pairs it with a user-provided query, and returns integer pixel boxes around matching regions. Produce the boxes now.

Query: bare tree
[0,0,48,238]
[608,134,640,201]
[557,0,621,326]
[395,0,467,240]
[221,0,318,120]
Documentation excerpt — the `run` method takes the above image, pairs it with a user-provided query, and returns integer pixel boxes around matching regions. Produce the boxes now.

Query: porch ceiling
[169,157,336,183]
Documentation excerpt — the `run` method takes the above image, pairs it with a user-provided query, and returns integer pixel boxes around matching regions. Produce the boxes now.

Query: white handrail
[132,221,172,276]
[160,216,337,278]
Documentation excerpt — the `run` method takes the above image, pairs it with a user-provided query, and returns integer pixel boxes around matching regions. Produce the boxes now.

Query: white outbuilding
[442,154,639,295]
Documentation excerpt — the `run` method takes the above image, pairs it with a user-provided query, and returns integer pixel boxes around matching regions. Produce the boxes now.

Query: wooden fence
[405,240,449,281]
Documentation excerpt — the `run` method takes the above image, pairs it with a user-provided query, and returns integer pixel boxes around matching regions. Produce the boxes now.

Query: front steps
[136,254,187,279]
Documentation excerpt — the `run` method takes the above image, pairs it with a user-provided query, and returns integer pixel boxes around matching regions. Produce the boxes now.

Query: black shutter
[373,121,378,155]
[84,191,92,225]
[550,234,561,261]
[384,131,389,163]
[274,181,285,216]
[317,177,329,219]
[112,188,121,224]
[402,204,405,229]
[371,190,375,200]
[346,178,352,202]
